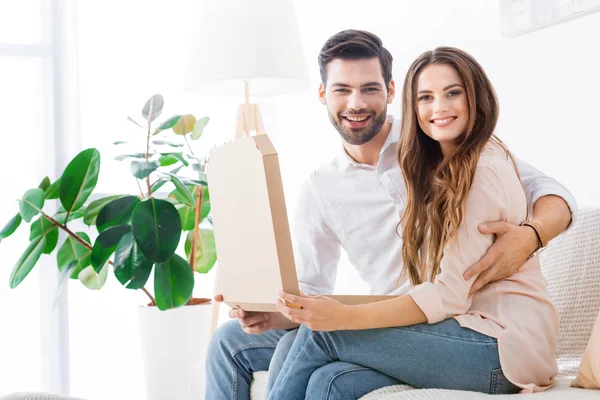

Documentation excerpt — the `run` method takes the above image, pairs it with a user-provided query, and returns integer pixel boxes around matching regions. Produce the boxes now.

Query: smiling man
[205,30,577,400]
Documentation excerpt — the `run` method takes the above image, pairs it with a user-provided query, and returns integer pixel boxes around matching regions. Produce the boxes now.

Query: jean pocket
[490,368,520,394]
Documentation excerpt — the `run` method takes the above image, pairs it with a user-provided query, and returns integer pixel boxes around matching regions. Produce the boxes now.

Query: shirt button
[377,167,383,173]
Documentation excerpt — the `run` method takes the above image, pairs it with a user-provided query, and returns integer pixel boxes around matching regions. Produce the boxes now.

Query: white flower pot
[138,302,213,400]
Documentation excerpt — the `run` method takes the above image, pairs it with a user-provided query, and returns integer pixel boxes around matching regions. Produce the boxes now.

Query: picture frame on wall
[500,0,600,37]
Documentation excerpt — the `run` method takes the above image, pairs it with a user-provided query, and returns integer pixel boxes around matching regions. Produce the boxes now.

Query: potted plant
[0,94,217,400]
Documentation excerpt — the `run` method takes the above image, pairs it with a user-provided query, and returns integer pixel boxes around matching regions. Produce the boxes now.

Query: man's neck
[343,118,392,166]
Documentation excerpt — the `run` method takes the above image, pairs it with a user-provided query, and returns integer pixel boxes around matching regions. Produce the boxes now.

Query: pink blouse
[408,143,559,393]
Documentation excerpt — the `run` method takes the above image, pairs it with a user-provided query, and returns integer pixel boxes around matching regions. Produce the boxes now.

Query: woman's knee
[306,363,369,400]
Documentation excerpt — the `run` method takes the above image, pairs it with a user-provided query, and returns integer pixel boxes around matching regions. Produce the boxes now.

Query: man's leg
[266,328,298,394]
[306,361,402,400]
[205,320,291,400]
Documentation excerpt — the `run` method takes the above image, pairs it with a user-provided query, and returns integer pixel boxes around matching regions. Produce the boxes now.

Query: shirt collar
[337,115,399,171]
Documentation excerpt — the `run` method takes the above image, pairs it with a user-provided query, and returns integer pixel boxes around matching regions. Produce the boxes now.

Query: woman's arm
[278,158,515,331]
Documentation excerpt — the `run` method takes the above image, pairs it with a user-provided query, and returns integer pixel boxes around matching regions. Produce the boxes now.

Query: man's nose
[347,92,367,111]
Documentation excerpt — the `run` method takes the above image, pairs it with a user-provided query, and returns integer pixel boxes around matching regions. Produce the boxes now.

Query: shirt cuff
[530,187,578,229]
[408,282,446,324]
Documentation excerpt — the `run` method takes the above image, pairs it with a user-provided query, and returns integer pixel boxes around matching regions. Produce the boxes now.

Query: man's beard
[329,107,388,146]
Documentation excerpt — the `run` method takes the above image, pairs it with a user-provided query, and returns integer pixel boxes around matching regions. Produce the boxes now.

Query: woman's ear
[318,83,326,105]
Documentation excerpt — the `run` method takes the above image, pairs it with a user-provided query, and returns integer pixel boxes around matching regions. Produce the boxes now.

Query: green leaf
[57,232,92,279]
[153,140,183,147]
[131,160,159,179]
[155,115,181,132]
[29,217,58,254]
[168,185,210,221]
[171,175,194,207]
[142,94,164,123]
[0,214,22,244]
[158,155,179,167]
[185,229,217,273]
[178,205,196,231]
[172,114,196,135]
[38,176,51,191]
[127,116,143,128]
[55,208,86,224]
[45,178,61,200]
[131,198,181,263]
[78,264,108,290]
[154,254,193,310]
[114,153,147,161]
[96,195,140,233]
[84,195,125,226]
[91,225,131,270]
[19,188,45,222]
[151,178,168,192]
[160,152,189,167]
[191,116,210,140]
[180,178,208,186]
[113,141,127,145]
[113,232,153,289]
[59,148,101,214]
[9,236,46,288]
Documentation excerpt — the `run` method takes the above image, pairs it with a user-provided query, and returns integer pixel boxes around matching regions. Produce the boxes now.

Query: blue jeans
[205,319,299,400]
[268,319,521,399]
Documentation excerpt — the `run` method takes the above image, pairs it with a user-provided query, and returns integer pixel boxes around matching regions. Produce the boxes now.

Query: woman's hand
[276,290,351,331]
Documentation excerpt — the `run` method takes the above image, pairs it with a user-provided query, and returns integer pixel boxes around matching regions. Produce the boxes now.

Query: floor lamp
[184,0,310,334]
[185,0,310,140]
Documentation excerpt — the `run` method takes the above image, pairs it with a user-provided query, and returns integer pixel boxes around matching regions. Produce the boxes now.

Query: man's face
[319,58,395,145]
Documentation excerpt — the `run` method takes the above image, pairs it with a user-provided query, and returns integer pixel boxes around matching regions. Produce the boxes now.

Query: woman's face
[415,64,469,156]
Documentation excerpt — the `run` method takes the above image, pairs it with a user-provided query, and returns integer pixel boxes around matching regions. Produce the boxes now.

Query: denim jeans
[268,319,521,400]
[204,319,299,400]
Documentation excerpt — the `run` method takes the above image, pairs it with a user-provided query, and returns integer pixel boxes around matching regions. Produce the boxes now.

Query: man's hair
[318,29,393,87]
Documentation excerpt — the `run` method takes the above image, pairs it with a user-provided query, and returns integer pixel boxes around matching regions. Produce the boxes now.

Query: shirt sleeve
[408,161,511,324]
[514,154,578,228]
[292,179,341,295]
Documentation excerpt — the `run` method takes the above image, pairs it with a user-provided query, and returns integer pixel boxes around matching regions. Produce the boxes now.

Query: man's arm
[464,156,577,294]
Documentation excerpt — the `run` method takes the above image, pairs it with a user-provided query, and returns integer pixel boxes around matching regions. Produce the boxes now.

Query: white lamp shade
[185,0,310,96]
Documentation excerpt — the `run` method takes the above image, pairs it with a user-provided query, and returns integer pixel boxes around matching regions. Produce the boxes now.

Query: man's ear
[387,79,396,104]
[318,83,326,105]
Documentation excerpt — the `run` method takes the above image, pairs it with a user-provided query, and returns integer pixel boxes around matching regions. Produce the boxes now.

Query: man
[205,30,576,399]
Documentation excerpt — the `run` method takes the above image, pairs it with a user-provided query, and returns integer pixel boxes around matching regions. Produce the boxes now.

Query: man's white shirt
[292,116,578,295]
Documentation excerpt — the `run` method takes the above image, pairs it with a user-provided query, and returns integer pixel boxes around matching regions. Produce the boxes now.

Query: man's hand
[276,290,350,332]
[463,221,539,296]
[214,294,299,334]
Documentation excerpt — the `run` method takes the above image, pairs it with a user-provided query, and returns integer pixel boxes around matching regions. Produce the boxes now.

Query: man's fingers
[214,294,224,302]
[278,290,310,309]
[469,265,498,296]
[240,313,269,328]
[478,221,509,235]
[464,251,497,281]
[244,322,268,334]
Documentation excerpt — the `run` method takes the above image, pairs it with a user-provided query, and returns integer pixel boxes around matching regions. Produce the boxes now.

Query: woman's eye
[418,95,432,101]
[448,90,461,97]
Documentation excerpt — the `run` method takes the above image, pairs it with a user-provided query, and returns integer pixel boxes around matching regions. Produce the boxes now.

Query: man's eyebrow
[330,82,384,88]
[416,83,463,94]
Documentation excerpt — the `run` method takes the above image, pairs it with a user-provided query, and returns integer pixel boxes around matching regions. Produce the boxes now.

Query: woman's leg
[305,361,403,400]
[267,319,520,400]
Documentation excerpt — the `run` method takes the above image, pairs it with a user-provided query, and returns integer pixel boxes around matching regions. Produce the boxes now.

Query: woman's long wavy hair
[397,47,500,286]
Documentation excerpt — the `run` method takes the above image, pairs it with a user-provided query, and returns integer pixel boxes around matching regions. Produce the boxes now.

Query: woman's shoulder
[476,140,517,180]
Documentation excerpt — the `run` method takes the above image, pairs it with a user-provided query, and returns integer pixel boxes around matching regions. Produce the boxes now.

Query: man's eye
[335,89,349,93]
[364,88,378,92]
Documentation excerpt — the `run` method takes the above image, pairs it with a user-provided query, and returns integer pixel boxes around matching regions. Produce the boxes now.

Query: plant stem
[187,185,203,305]
[136,179,145,199]
[184,134,195,156]
[146,103,153,198]
[142,287,156,306]
[42,212,156,305]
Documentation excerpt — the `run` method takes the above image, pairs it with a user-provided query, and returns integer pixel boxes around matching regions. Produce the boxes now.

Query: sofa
[244,207,600,400]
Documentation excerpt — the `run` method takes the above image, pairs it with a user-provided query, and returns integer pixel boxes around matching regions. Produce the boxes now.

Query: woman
[269,47,559,398]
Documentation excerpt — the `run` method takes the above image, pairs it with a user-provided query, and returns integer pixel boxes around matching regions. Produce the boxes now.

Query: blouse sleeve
[408,160,515,323]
